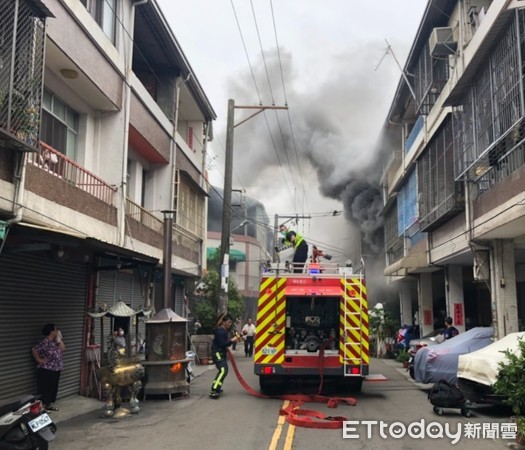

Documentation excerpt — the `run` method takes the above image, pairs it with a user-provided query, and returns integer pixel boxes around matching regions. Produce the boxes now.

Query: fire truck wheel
[259,375,286,395]
[341,377,363,393]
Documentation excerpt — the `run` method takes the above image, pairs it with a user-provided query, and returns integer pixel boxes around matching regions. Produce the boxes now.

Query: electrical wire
[230,0,263,104]
[269,0,309,214]
[230,0,296,205]
[250,0,275,105]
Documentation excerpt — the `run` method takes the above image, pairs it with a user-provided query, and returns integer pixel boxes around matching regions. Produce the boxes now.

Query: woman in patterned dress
[32,323,65,411]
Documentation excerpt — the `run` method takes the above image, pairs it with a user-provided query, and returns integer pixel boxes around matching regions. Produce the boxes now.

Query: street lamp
[230,220,249,234]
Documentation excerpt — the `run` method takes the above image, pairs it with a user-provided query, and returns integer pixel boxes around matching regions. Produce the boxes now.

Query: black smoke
[223,44,398,257]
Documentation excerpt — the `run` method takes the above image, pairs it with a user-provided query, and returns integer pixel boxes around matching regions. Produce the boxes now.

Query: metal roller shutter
[0,252,87,401]
[96,269,149,353]
[174,284,184,316]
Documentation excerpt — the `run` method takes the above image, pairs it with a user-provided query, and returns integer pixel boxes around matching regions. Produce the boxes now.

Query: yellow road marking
[268,400,289,450]
[283,419,296,450]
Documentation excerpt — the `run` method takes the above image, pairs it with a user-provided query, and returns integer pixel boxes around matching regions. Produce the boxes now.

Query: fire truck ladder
[343,277,364,376]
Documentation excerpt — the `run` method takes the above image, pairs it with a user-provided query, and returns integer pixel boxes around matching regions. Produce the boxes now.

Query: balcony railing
[125,199,163,233]
[29,143,202,265]
[28,142,117,204]
[387,238,404,265]
[125,199,202,265]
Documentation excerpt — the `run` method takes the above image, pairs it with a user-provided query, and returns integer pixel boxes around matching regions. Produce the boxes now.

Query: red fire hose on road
[226,350,357,429]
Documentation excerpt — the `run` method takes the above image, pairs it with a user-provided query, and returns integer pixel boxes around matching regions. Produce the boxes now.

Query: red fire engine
[253,261,368,393]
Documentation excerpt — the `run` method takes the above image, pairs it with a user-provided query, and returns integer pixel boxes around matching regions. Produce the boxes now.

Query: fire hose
[226,346,358,429]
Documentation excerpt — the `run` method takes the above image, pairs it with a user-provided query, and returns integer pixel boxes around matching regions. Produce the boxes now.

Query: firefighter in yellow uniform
[279,225,308,273]
[286,231,308,273]
[209,313,238,399]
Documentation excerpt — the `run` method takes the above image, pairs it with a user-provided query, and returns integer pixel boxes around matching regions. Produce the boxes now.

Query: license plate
[262,347,276,355]
[28,413,52,432]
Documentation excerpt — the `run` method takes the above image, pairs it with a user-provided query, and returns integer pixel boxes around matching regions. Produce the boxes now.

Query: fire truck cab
[253,261,369,393]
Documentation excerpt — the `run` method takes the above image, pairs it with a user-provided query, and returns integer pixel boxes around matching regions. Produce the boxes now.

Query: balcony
[28,142,202,266]
[28,142,117,204]
[125,200,163,234]
[386,238,404,266]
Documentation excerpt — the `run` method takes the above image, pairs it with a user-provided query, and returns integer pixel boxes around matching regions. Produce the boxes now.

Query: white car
[408,328,445,355]
[457,331,525,404]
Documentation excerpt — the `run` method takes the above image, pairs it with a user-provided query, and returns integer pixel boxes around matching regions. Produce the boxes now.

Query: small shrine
[143,308,190,400]
[87,301,153,417]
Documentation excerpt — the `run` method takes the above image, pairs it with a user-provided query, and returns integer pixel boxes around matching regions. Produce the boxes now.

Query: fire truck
[253,260,369,393]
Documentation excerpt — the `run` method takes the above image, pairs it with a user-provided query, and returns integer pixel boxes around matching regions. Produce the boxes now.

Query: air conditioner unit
[429,27,457,57]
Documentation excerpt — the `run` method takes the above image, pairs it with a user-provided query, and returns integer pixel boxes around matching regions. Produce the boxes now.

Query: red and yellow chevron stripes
[340,277,369,365]
[254,276,286,364]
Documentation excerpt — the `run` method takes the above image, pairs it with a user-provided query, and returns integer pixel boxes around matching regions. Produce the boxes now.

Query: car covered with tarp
[456,331,525,403]
[413,327,493,385]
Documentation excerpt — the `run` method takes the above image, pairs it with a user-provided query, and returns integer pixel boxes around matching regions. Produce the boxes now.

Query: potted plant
[492,337,525,444]
[397,349,410,368]
[369,307,399,358]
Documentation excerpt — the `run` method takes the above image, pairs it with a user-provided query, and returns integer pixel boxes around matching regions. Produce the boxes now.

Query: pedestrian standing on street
[242,318,256,357]
[32,323,65,412]
[209,313,238,399]
[442,316,459,340]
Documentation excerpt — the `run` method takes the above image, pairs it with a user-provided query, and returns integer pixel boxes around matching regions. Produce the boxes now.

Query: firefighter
[285,230,308,273]
[279,224,302,247]
[209,313,238,399]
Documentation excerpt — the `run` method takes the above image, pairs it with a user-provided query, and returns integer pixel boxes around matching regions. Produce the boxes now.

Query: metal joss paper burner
[143,308,190,400]
[87,301,149,418]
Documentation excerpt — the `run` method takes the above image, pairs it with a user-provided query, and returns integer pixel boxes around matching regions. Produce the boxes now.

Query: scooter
[0,394,56,450]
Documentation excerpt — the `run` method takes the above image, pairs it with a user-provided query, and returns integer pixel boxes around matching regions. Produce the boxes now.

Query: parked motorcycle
[0,395,56,450]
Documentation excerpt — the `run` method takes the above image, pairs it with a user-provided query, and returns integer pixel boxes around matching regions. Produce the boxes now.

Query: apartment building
[380,0,525,339]
[0,0,215,399]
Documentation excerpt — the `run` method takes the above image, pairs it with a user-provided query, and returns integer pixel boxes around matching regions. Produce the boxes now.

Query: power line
[230,0,263,104]
[250,0,275,104]
[268,0,308,214]
[248,0,299,204]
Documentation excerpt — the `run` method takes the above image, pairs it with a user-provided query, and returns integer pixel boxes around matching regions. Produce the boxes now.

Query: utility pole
[218,100,288,315]
[273,213,311,262]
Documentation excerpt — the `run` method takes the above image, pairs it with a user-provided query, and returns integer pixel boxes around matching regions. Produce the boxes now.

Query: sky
[157,0,427,263]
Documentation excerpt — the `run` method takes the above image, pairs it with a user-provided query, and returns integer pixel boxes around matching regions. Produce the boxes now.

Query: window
[177,174,205,238]
[80,0,117,43]
[41,89,79,160]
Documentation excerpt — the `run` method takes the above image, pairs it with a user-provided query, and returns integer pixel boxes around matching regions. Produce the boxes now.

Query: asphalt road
[50,354,518,450]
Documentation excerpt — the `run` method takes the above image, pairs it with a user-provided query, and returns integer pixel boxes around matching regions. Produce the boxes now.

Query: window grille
[397,169,418,236]
[419,117,464,231]
[0,0,46,150]
[453,10,525,187]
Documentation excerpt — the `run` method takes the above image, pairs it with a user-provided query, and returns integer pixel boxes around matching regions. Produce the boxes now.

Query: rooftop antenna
[375,38,416,102]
